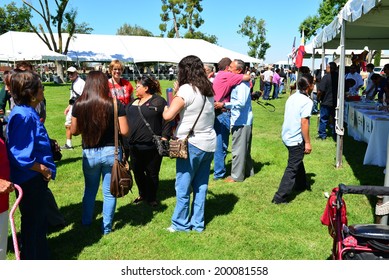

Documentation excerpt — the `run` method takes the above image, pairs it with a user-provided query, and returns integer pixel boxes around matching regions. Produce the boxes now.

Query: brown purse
[110,98,133,198]
[169,96,206,159]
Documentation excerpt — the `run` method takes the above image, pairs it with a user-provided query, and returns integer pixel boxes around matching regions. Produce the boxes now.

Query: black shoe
[133,196,144,204]
[315,136,326,140]
[271,198,288,205]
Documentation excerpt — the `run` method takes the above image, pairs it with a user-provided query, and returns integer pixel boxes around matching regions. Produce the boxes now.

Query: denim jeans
[318,104,335,139]
[171,143,214,232]
[263,82,272,100]
[272,83,280,99]
[213,111,230,179]
[82,146,118,234]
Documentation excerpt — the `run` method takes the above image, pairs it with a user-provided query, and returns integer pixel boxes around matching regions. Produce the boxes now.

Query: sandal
[133,196,144,204]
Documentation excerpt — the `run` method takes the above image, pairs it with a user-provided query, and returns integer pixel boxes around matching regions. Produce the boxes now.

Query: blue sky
[13,0,322,63]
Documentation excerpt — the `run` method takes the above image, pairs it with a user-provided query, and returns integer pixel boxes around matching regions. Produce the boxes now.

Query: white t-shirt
[69,76,85,100]
[175,84,216,152]
[281,91,313,146]
[263,69,273,83]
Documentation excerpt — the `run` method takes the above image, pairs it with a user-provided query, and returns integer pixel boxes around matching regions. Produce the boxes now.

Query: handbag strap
[113,97,119,160]
[137,100,156,137]
[186,95,206,140]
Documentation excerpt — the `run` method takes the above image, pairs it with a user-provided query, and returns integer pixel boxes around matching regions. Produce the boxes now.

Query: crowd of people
[1,54,388,259]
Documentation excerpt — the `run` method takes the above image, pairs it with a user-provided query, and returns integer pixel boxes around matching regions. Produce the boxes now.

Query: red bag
[321,187,348,237]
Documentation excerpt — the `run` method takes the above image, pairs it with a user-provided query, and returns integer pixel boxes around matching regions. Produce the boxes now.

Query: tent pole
[379,138,389,224]
[311,48,315,75]
[321,45,325,78]
[335,19,346,168]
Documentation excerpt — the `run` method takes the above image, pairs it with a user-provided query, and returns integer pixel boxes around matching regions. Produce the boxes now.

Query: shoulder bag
[110,98,133,198]
[169,95,206,159]
[137,102,169,157]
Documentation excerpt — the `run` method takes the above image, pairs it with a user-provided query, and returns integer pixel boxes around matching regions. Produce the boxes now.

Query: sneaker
[166,226,177,233]
[60,144,73,150]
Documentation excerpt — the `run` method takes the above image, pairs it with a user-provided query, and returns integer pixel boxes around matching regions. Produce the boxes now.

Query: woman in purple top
[272,68,281,99]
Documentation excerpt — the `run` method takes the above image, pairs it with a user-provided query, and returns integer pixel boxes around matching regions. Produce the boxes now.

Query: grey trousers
[230,125,254,181]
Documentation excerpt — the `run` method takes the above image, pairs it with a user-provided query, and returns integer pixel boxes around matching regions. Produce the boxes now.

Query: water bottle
[166,88,173,105]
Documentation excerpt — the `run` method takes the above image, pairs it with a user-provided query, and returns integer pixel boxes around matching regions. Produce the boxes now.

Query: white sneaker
[166,226,176,233]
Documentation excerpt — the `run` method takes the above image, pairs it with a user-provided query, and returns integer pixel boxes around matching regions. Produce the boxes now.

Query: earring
[31,97,36,102]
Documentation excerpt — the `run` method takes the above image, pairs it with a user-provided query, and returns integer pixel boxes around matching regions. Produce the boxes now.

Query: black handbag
[49,138,62,161]
[137,104,169,157]
[110,98,133,198]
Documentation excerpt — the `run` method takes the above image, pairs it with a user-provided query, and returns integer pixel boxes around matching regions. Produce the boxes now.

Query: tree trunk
[55,61,65,84]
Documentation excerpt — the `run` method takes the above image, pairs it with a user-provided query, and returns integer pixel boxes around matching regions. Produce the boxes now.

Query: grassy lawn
[6,79,386,260]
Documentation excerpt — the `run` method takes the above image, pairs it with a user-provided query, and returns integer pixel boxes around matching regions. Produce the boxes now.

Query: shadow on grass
[222,160,270,178]
[55,156,82,167]
[205,190,239,225]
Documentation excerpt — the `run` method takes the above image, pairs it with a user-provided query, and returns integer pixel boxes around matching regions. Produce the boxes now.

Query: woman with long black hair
[71,71,129,234]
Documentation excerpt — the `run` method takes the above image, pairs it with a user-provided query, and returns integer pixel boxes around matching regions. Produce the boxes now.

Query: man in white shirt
[62,66,85,149]
[345,64,364,96]
[262,66,273,100]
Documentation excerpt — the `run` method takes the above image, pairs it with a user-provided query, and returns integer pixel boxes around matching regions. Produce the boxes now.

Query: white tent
[0,31,261,64]
[309,0,389,224]
[0,31,68,61]
[309,0,389,166]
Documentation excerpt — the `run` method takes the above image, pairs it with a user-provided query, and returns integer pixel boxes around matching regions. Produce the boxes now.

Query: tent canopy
[0,31,262,64]
[311,0,389,50]
[0,31,68,61]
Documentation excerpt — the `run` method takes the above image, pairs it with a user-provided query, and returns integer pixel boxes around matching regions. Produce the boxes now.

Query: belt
[221,108,230,112]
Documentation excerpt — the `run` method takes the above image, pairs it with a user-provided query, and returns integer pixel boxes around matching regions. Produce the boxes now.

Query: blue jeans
[318,104,335,139]
[263,82,272,100]
[279,81,285,94]
[272,83,279,99]
[213,111,230,179]
[171,143,214,232]
[82,146,118,234]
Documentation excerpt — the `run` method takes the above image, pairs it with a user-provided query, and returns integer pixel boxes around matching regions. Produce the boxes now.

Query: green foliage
[0,1,32,34]
[6,80,385,260]
[237,16,270,60]
[116,24,154,36]
[159,0,217,43]
[183,31,218,44]
[299,0,348,39]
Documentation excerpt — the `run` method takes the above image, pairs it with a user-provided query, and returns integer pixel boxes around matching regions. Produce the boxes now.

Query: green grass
[6,79,385,260]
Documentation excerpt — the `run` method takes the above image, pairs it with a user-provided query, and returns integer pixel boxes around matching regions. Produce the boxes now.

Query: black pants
[18,175,49,260]
[129,145,163,202]
[273,142,307,203]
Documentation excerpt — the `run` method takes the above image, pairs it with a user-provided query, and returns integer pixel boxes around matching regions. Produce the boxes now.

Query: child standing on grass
[272,73,314,204]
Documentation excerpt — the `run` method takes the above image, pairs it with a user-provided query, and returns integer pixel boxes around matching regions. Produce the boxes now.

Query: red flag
[295,32,305,68]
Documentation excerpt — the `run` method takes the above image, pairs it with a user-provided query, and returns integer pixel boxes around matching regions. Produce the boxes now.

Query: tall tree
[159,0,184,38]
[181,0,204,37]
[22,0,91,80]
[116,24,154,36]
[237,16,270,60]
[159,0,217,44]
[0,1,32,34]
[299,0,348,39]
